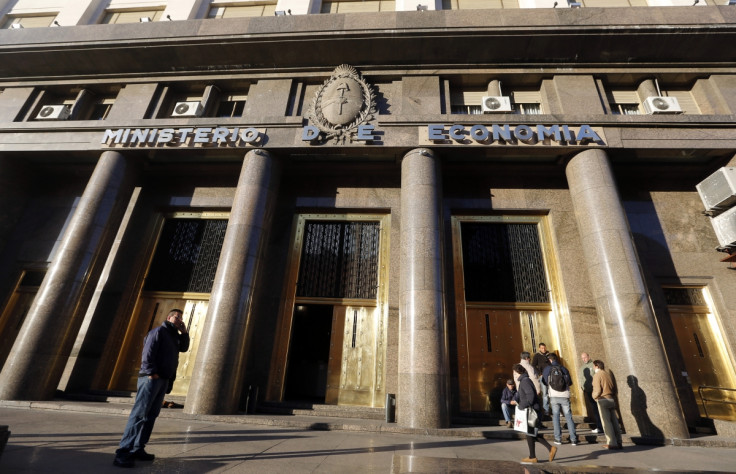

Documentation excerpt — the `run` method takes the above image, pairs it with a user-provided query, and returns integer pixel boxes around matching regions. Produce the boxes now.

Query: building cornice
[0,7,735,80]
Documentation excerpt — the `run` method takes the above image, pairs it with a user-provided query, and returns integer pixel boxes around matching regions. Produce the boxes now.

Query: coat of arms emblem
[305,64,377,144]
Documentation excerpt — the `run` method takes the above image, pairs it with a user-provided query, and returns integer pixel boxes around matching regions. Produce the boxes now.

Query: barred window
[144,219,227,293]
[461,222,549,303]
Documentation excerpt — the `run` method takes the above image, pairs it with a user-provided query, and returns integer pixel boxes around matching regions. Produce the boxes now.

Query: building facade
[1,0,735,440]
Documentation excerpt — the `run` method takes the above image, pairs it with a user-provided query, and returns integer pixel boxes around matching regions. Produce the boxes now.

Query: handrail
[697,385,736,419]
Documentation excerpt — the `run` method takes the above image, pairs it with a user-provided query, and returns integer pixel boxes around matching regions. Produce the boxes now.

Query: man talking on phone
[113,309,190,468]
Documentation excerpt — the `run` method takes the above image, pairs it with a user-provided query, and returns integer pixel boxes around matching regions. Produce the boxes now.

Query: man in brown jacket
[592,359,622,450]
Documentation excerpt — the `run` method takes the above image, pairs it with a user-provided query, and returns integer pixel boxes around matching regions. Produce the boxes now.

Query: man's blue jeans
[501,403,512,423]
[550,396,578,443]
[117,376,168,454]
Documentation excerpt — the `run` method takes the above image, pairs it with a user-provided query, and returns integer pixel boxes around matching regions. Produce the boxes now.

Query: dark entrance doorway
[284,304,334,402]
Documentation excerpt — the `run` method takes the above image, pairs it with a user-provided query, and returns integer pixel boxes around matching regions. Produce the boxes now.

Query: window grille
[461,222,549,303]
[663,287,706,306]
[144,219,228,293]
[297,221,380,299]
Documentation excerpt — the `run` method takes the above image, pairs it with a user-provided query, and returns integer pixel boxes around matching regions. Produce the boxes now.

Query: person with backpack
[542,353,578,446]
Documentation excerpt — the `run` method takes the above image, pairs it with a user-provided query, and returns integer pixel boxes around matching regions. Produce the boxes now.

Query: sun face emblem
[306,64,376,144]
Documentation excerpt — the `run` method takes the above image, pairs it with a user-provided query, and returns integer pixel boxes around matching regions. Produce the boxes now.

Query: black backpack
[548,365,567,391]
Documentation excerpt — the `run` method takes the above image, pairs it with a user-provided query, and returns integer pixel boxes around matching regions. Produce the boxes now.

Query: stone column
[0,151,138,400]
[566,148,689,440]
[398,147,449,428]
[185,149,280,415]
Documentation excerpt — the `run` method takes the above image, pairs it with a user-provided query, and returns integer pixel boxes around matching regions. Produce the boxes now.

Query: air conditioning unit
[172,101,203,117]
[697,167,736,216]
[35,105,71,120]
[481,96,512,113]
[643,96,682,115]
[711,205,736,249]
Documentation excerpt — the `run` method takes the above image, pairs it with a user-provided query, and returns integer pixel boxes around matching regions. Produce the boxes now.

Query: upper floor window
[442,0,503,9]
[216,94,248,118]
[3,14,57,29]
[29,86,122,121]
[102,9,164,24]
[606,84,698,115]
[321,1,396,13]
[510,91,542,115]
[208,3,277,18]
[607,90,641,115]
[450,91,483,115]
[450,87,542,115]
[86,96,117,120]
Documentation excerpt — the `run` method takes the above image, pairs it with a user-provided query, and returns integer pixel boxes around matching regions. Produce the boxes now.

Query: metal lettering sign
[100,127,263,147]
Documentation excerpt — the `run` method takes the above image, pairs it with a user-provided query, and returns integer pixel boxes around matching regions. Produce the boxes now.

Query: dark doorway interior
[284,304,333,402]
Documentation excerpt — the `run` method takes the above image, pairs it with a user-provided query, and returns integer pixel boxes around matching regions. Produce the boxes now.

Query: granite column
[185,149,280,414]
[565,148,689,440]
[0,151,139,400]
[398,147,449,428]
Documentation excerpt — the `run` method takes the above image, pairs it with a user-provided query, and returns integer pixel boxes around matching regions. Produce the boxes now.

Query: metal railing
[697,385,736,419]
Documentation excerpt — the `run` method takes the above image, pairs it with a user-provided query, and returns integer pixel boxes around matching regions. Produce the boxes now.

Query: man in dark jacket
[531,342,552,415]
[500,379,517,427]
[113,309,190,468]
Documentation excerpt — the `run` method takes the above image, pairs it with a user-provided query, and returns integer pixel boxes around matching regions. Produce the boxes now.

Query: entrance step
[258,401,385,420]
[63,390,186,407]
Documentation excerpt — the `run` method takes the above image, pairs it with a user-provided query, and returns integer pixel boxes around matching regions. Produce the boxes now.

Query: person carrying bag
[512,363,557,464]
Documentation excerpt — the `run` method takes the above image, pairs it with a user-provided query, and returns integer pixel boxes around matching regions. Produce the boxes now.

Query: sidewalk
[1,402,735,473]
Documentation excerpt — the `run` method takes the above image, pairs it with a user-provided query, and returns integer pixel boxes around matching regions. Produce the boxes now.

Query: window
[144,219,227,293]
[101,9,163,24]
[208,3,276,18]
[321,1,396,13]
[216,94,247,118]
[87,97,116,120]
[3,14,57,29]
[510,91,542,114]
[607,90,641,115]
[450,90,484,115]
[442,0,503,9]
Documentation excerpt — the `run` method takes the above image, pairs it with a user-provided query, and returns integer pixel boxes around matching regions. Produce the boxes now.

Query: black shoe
[113,455,134,468]
[132,449,155,461]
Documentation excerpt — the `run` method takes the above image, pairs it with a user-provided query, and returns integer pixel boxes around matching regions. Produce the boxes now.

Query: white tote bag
[514,406,539,434]
[513,406,528,433]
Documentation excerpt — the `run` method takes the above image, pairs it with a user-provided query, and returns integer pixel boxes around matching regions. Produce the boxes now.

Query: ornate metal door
[269,215,389,407]
[665,287,736,421]
[452,216,569,413]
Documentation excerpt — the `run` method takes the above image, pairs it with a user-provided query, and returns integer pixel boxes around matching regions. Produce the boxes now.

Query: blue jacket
[500,386,517,406]
[139,321,190,381]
